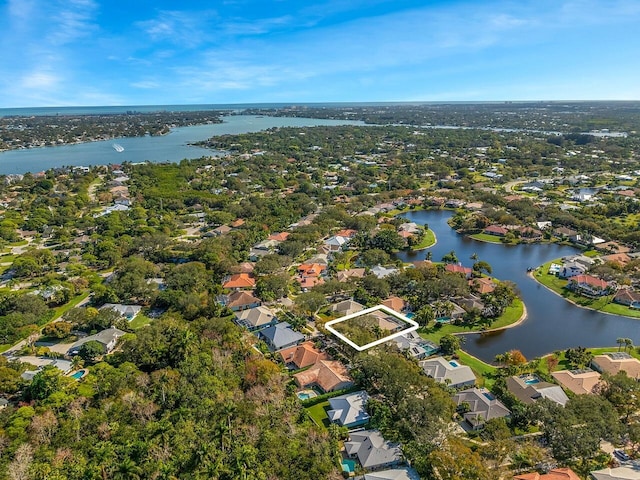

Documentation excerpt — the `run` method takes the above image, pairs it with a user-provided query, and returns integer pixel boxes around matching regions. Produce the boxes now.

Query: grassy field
[469,233,503,244]
[129,314,152,330]
[534,261,640,319]
[456,350,497,388]
[412,229,436,250]
[305,401,331,429]
[420,298,525,343]
[50,291,90,321]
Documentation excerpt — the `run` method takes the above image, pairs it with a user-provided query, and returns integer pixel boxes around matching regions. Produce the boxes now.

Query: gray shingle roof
[344,430,402,469]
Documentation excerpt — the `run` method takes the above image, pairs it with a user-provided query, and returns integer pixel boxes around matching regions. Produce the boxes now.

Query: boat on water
[112,143,124,152]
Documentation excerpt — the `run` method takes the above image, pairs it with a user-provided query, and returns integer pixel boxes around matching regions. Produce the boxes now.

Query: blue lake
[396,210,640,362]
[0,115,364,174]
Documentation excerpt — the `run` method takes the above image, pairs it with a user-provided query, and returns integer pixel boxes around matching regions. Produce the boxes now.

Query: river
[396,210,640,362]
[0,115,364,175]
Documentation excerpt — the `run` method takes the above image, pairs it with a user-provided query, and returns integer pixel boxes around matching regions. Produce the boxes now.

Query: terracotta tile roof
[297,276,324,289]
[469,277,496,294]
[568,274,608,289]
[592,353,640,380]
[230,219,245,228]
[603,253,632,266]
[298,263,327,277]
[226,291,261,309]
[223,273,256,289]
[268,232,290,242]
[445,264,472,275]
[484,224,509,235]
[335,229,357,238]
[382,296,406,313]
[514,467,581,480]
[279,341,330,369]
[293,360,353,393]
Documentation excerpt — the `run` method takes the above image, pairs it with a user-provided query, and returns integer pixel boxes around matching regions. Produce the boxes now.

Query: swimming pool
[70,369,87,380]
[342,459,356,473]
[449,361,460,367]
[296,389,318,401]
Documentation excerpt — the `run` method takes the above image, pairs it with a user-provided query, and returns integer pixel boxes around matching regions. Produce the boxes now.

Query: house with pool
[506,374,569,406]
[453,387,511,430]
[327,391,370,428]
[420,356,476,389]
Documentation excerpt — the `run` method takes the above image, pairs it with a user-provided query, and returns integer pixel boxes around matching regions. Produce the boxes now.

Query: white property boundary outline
[325,304,419,351]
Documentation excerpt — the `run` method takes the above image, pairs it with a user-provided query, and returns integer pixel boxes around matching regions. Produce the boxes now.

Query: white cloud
[22,72,60,89]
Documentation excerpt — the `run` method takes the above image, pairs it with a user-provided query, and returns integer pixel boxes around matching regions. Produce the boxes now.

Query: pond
[396,210,640,362]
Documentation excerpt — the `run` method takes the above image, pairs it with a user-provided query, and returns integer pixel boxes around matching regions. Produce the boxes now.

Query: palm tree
[624,338,634,353]
[113,458,143,480]
[470,253,479,261]
[617,337,625,352]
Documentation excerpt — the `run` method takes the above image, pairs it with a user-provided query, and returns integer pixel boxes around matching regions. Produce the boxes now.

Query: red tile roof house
[222,273,256,290]
[567,274,615,298]
[445,264,473,279]
[613,288,640,307]
[279,341,330,369]
[484,225,509,237]
[514,467,581,480]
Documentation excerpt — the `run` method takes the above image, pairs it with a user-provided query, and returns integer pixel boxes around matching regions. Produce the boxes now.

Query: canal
[396,210,640,362]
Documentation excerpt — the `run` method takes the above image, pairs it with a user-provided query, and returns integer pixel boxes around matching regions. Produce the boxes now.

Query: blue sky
[1,0,639,107]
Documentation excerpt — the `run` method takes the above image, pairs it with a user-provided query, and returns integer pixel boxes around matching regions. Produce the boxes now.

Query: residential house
[469,277,496,294]
[361,467,421,480]
[279,341,329,369]
[68,327,126,356]
[371,265,398,279]
[445,264,473,278]
[297,263,327,289]
[514,467,581,480]
[558,262,588,279]
[484,225,509,237]
[506,374,569,406]
[331,300,365,317]
[551,369,601,395]
[367,309,405,332]
[344,430,403,471]
[567,274,613,297]
[21,359,73,380]
[234,306,278,331]
[336,268,366,282]
[324,235,349,252]
[256,322,305,351]
[223,273,256,290]
[613,288,640,308]
[590,467,640,480]
[268,232,290,242]
[100,303,142,321]
[230,218,245,228]
[212,225,232,236]
[554,226,579,239]
[453,387,511,429]
[393,331,438,360]
[219,291,261,312]
[603,253,632,267]
[381,296,406,313]
[293,360,353,392]
[327,391,370,428]
[518,226,543,241]
[420,357,476,389]
[591,352,640,380]
[335,229,358,239]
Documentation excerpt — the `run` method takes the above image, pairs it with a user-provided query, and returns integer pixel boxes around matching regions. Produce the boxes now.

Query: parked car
[614,449,630,461]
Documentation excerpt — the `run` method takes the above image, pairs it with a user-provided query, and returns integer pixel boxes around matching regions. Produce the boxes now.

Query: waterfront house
[469,277,496,294]
[293,360,353,393]
[506,374,569,406]
[591,352,640,380]
[344,430,403,471]
[613,288,640,308]
[371,265,399,279]
[566,274,613,297]
[484,225,509,237]
[336,268,366,282]
[453,387,510,429]
[420,357,476,389]
[551,369,601,395]
[327,391,370,428]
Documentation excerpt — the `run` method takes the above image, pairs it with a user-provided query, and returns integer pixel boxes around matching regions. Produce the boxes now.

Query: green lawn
[306,401,331,429]
[420,298,524,343]
[534,261,640,319]
[50,291,90,321]
[456,350,497,388]
[129,314,152,330]
[469,233,503,244]
[411,229,436,250]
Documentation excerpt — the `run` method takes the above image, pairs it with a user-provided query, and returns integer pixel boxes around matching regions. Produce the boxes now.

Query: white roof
[327,390,370,427]
[420,356,476,387]
[590,467,640,480]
